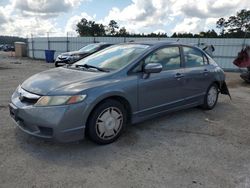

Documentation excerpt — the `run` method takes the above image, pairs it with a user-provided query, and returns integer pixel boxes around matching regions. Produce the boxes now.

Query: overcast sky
[0,0,249,37]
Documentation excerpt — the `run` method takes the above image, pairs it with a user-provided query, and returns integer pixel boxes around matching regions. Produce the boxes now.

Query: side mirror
[143,63,163,74]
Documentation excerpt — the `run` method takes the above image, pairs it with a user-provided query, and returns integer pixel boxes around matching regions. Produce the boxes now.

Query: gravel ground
[1,51,250,188]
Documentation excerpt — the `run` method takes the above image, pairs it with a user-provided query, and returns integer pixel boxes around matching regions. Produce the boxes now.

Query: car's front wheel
[87,99,127,144]
[202,83,219,110]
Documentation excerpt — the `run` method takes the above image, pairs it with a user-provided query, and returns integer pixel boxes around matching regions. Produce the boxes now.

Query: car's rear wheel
[202,83,219,110]
[87,99,127,144]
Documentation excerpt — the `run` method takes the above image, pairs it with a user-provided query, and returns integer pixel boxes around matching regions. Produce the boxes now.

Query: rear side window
[144,46,181,71]
[183,47,206,67]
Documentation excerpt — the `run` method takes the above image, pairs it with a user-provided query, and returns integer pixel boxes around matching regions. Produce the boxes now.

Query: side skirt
[131,101,200,124]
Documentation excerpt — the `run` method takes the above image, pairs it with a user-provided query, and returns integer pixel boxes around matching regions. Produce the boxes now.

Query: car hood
[21,67,106,95]
[61,51,88,56]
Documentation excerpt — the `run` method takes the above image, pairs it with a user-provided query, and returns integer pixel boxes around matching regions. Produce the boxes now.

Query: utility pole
[242,29,248,48]
[47,32,50,50]
[31,34,34,58]
[66,32,69,52]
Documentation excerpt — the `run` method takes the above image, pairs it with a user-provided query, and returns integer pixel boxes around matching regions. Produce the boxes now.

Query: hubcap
[207,86,218,107]
[96,107,123,140]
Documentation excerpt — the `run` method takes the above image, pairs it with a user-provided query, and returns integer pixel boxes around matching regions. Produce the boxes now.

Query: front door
[137,46,186,117]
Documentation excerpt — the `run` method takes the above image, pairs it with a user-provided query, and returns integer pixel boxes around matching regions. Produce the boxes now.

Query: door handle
[175,73,184,79]
[203,69,209,75]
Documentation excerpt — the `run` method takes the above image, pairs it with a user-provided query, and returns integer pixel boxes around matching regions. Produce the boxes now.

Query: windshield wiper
[75,64,109,72]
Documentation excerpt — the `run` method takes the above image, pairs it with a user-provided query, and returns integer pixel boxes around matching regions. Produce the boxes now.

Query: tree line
[76,18,168,38]
[0,36,27,45]
[216,9,250,38]
[76,9,250,38]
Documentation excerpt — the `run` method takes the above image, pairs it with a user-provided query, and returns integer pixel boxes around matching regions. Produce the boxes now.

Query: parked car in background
[9,41,230,145]
[1,44,14,52]
[55,42,113,67]
[233,46,250,83]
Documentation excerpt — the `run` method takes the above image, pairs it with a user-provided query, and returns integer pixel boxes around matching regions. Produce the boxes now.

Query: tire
[87,99,127,145]
[55,62,66,67]
[202,83,219,110]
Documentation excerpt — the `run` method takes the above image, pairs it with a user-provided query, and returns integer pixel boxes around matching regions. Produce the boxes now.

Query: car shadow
[0,66,12,70]
[14,102,229,168]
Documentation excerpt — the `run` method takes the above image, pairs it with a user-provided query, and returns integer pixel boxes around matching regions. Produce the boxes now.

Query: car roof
[94,41,198,48]
[94,42,113,45]
[124,40,204,51]
[125,40,191,47]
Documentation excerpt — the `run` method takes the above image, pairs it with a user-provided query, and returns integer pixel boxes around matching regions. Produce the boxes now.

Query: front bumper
[55,57,80,65]
[55,59,71,65]
[9,98,88,142]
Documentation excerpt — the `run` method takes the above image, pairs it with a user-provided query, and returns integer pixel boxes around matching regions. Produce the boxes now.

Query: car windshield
[79,43,101,53]
[74,44,149,71]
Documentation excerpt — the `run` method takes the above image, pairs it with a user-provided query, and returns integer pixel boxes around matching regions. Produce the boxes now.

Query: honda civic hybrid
[9,41,230,144]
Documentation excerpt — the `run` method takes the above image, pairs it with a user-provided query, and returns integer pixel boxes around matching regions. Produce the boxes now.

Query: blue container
[45,50,55,63]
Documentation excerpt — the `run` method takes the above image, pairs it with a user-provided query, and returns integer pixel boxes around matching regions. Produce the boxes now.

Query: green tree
[76,18,106,36]
[0,36,26,45]
[199,30,218,38]
[89,21,106,36]
[118,27,128,37]
[76,18,91,36]
[216,9,250,37]
[171,32,178,38]
[108,20,119,35]
[216,18,226,36]
[174,33,194,38]
[227,9,250,33]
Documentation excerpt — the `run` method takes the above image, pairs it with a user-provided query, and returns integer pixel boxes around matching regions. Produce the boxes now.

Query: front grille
[59,57,67,60]
[17,87,41,105]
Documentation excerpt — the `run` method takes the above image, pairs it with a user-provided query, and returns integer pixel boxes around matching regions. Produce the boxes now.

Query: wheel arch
[84,93,132,134]
[213,80,220,89]
[212,80,230,97]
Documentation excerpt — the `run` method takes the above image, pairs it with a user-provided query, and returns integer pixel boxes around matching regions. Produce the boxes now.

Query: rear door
[182,46,214,103]
[137,46,186,116]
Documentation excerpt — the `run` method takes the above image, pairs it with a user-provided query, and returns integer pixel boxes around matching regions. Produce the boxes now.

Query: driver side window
[144,47,181,71]
[132,46,181,73]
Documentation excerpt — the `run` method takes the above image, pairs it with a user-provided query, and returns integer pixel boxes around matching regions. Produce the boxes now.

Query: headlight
[34,95,87,106]
[71,55,81,59]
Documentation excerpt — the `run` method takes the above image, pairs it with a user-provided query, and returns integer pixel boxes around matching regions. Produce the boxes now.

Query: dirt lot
[1,51,250,188]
